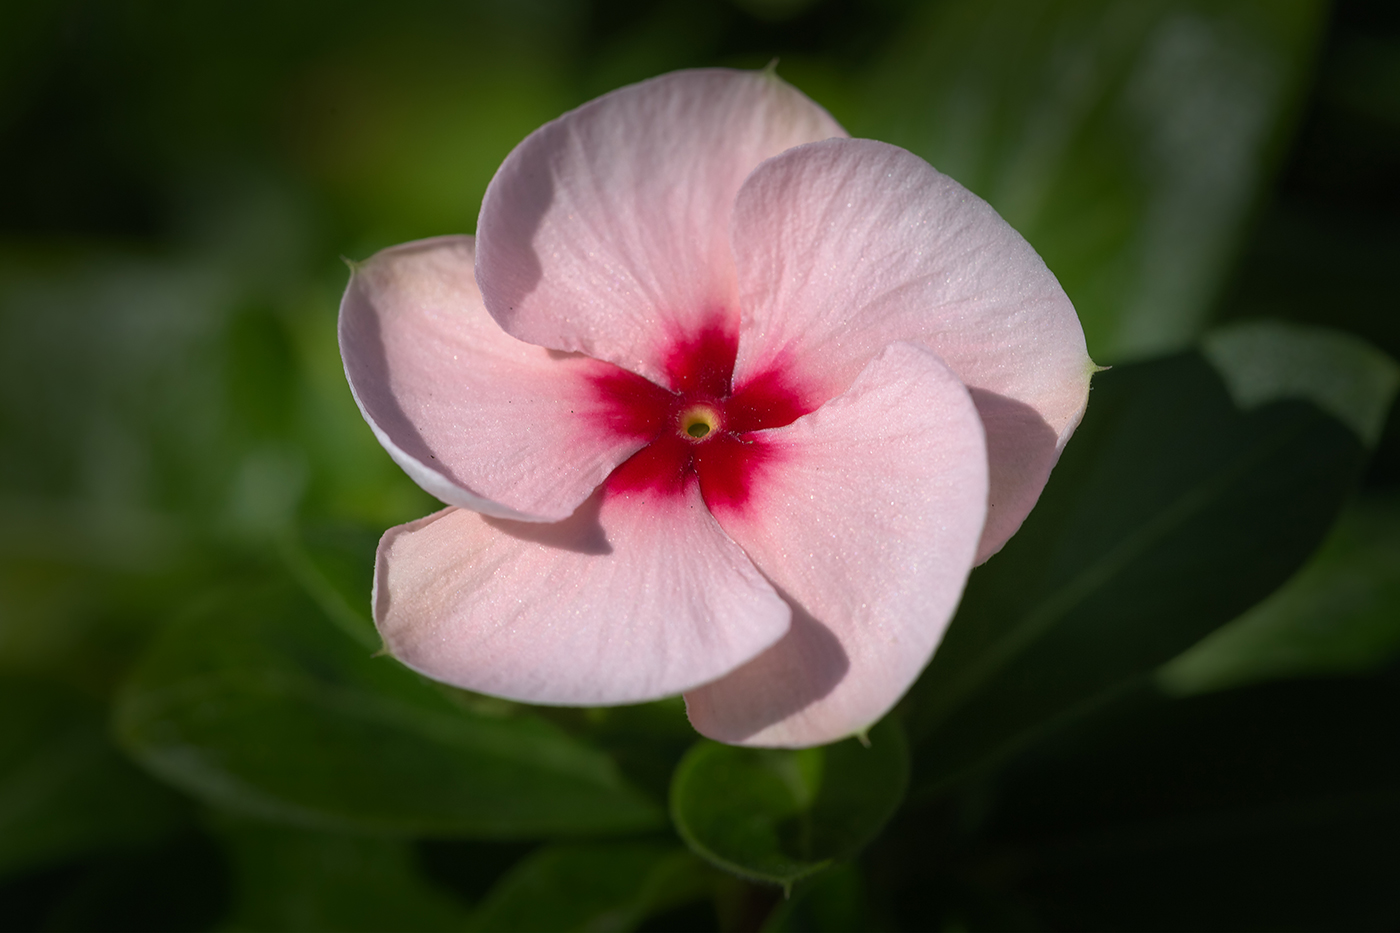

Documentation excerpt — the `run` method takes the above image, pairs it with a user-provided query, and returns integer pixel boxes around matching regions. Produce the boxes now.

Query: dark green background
[2,0,1399,929]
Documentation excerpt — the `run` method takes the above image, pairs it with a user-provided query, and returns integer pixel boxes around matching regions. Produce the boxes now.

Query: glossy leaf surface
[115,579,663,836]
[671,718,907,887]
[1161,491,1400,694]
[904,348,1367,794]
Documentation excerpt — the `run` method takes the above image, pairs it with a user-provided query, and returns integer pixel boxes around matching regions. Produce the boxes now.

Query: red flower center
[590,320,809,513]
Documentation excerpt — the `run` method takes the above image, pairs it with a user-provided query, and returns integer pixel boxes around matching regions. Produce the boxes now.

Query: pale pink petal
[729,139,1092,560]
[340,236,651,521]
[475,68,846,386]
[686,342,988,747]
[374,485,791,706]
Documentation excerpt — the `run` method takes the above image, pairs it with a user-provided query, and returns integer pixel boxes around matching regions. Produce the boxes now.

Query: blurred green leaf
[0,246,234,513]
[938,671,1400,930]
[285,36,574,249]
[114,578,664,837]
[216,818,471,932]
[670,718,907,888]
[861,0,1327,361]
[760,863,868,933]
[1160,491,1400,694]
[468,841,711,932]
[0,233,431,544]
[1202,319,1400,446]
[0,551,209,696]
[561,698,700,810]
[225,303,298,442]
[8,831,230,933]
[0,675,189,878]
[279,521,382,650]
[904,345,1367,796]
[0,1,64,129]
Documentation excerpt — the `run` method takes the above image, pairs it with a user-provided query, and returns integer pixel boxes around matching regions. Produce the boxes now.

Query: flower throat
[589,321,809,512]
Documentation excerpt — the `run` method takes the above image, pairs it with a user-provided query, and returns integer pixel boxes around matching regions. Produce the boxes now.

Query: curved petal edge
[374,487,792,707]
[339,235,651,522]
[475,68,847,386]
[727,138,1092,561]
[687,341,989,747]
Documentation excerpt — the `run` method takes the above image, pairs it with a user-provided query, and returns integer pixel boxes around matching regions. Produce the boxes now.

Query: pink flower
[339,69,1091,748]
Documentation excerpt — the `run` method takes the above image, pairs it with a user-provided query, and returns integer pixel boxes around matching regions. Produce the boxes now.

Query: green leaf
[860,0,1327,361]
[1202,320,1400,447]
[468,841,712,933]
[903,349,1367,795]
[0,246,242,516]
[564,697,701,809]
[946,672,1400,930]
[293,38,574,249]
[114,578,663,837]
[216,818,473,932]
[760,863,868,933]
[670,718,908,888]
[278,521,383,651]
[1160,491,1400,694]
[0,675,189,877]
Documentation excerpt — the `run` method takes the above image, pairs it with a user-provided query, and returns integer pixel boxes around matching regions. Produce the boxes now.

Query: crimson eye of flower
[679,404,721,439]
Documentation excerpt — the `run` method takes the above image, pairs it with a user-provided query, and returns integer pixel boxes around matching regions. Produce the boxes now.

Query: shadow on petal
[476,123,557,312]
[684,589,849,743]
[343,247,476,493]
[482,491,612,556]
[968,387,1061,563]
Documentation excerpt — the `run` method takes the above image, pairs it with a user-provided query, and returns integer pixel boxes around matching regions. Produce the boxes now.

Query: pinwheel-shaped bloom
[340,69,1091,747]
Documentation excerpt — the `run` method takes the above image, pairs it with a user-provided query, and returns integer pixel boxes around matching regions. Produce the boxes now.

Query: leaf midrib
[918,417,1312,733]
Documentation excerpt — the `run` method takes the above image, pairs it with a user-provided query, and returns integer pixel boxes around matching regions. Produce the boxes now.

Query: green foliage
[1161,491,1400,693]
[861,0,1327,363]
[217,819,472,932]
[114,579,663,837]
[1203,319,1400,445]
[2,832,230,932]
[928,671,1400,930]
[468,842,712,932]
[760,863,869,932]
[0,676,189,878]
[903,345,1368,794]
[2,0,1398,928]
[671,718,907,888]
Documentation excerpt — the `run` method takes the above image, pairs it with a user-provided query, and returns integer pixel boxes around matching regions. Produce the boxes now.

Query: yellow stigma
[679,404,722,441]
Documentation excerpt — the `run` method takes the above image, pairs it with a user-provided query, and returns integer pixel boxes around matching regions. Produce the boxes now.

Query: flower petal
[686,342,989,747]
[340,236,652,521]
[374,486,792,706]
[729,138,1092,560]
[475,68,846,386]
